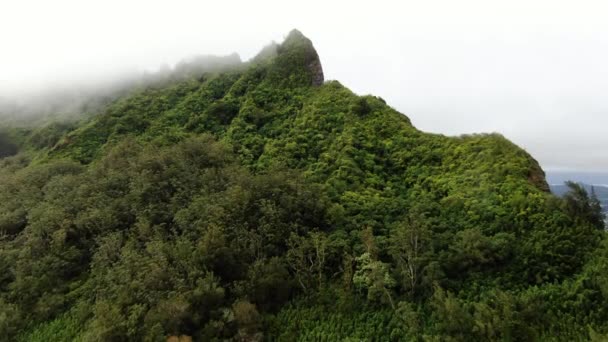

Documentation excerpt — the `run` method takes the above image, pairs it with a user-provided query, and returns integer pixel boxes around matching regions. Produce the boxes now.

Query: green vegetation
[0,30,606,341]
[552,182,608,216]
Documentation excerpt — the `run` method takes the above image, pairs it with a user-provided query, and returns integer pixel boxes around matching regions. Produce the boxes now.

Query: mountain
[0,30,607,341]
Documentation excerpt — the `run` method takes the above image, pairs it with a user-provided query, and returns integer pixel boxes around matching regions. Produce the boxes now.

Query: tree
[233,300,262,341]
[286,231,329,291]
[389,210,431,297]
[564,181,605,229]
[395,301,421,340]
[353,252,396,309]
[429,286,473,339]
[590,186,606,229]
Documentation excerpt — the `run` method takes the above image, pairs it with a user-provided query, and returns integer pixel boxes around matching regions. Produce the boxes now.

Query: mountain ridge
[43,29,549,194]
[0,30,605,341]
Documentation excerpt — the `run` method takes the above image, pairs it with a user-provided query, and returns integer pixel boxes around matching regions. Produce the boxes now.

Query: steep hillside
[0,30,606,341]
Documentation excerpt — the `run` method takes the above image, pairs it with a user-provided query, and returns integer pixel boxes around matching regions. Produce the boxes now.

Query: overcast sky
[1,0,607,172]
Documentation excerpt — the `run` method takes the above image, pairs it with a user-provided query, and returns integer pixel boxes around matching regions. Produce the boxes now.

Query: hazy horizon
[1,0,607,172]
[546,170,608,186]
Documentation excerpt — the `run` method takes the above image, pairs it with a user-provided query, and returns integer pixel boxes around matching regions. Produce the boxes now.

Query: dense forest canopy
[0,30,606,341]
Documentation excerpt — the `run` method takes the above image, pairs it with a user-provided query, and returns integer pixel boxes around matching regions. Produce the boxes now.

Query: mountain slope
[0,30,606,341]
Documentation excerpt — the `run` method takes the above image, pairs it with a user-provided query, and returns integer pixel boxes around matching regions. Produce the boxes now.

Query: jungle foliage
[0,30,606,341]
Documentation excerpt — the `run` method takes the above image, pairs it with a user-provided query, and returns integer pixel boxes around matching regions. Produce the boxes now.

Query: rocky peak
[281,29,324,86]
[255,29,324,88]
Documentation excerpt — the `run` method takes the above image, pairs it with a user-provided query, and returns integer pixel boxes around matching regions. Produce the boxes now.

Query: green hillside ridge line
[51,29,548,194]
[0,30,606,341]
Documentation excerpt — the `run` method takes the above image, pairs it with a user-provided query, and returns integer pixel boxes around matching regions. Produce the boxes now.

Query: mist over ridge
[0,26,607,341]
[0,52,248,125]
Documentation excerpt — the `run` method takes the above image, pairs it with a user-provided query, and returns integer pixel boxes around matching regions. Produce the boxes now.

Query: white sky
[1,0,607,171]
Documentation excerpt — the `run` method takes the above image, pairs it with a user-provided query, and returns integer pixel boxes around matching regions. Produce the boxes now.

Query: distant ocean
[547,171,608,217]
[545,171,608,186]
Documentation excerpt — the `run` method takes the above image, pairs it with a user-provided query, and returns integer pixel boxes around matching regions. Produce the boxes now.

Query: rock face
[309,54,324,86]
[528,160,551,192]
[279,29,324,86]
[250,29,324,87]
